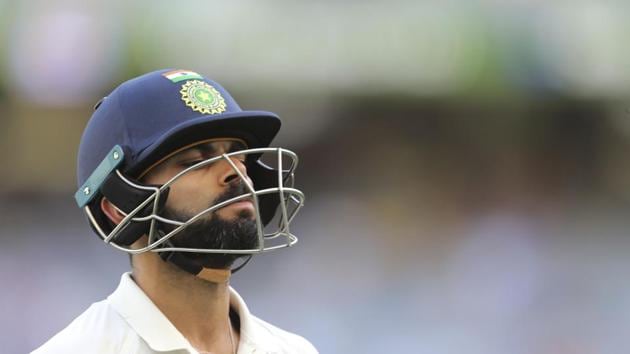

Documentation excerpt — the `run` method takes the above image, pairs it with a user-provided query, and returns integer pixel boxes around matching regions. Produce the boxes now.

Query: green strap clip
[75,145,124,208]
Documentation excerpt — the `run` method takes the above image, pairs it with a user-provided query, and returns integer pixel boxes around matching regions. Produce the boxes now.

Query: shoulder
[31,300,146,354]
[229,287,318,353]
[247,315,318,354]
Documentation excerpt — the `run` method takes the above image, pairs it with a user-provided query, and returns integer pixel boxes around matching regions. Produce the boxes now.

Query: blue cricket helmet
[77,69,281,187]
[75,69,300,257]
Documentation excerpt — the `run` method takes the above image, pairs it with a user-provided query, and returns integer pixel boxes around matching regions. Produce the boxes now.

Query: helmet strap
[158,239,252,283]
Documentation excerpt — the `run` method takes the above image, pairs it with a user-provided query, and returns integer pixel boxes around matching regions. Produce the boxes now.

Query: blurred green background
[2,1,630,353]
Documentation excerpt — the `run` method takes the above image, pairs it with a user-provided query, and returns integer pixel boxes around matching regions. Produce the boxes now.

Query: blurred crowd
[1,1,630,353]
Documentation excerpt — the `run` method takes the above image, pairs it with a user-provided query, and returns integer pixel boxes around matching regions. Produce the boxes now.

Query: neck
[132,252,238,353]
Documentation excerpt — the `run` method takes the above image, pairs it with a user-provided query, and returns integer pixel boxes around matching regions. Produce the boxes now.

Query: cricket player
[32,69,317,354]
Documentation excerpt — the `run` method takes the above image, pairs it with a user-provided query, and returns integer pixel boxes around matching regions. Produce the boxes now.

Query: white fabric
[32,273,318,354]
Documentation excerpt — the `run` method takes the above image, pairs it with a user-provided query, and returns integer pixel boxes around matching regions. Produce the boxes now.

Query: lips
[229,199,254,209]
[212,182,256,215]
[225,199,254,209]
[226,200,254,208]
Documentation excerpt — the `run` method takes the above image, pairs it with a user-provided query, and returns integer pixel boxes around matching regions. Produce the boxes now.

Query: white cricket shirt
[32,273,318,354]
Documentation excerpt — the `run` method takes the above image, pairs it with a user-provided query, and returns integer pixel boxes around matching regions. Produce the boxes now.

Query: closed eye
[180,160,204,168]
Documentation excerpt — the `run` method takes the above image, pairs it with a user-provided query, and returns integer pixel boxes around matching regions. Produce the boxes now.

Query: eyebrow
[181,140,247,158]
[138,138,249,179]
[193,144,217,156]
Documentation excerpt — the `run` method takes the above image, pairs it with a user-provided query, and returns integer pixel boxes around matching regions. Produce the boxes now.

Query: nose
[219,157,251,187]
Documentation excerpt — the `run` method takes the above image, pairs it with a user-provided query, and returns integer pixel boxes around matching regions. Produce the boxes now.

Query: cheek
[166,177,220,213]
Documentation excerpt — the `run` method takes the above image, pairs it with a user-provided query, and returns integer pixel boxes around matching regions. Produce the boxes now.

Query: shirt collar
[227,285,278,353]
[107,272,195,352]
[107,272,278,353]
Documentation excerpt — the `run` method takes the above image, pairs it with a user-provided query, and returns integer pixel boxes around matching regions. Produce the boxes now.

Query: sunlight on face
[142,138,254,221]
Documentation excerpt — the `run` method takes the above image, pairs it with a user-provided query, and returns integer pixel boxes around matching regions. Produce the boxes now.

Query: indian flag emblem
[162,69,203,83]
[180,80,227,115]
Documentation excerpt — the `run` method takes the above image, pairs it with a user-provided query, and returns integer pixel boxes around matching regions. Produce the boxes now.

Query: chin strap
[230,255,253,274]
[198,267,232,283]
[158,238,253,283]
[160,250,232,283]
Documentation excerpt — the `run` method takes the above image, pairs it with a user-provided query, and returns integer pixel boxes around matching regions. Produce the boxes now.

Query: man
[33,69,317,354]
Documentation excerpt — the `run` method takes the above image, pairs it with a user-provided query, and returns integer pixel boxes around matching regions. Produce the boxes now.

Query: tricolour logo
[180,80,227,115]
[162,69,203,83]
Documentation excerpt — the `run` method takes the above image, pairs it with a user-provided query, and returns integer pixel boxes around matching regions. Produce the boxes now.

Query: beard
[159,182,259,269]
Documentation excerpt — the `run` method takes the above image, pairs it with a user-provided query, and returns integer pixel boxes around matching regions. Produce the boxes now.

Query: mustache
[212,181,251,207]
[159,181,254,224]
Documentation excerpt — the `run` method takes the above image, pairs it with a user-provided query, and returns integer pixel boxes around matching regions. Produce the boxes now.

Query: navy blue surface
[76,69,281,188]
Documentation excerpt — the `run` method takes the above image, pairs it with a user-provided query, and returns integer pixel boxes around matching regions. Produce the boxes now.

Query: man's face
[141,138,259,268]
[143,139,255,221]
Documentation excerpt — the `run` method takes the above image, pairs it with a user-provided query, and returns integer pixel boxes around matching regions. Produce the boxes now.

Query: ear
[100,197,126,225]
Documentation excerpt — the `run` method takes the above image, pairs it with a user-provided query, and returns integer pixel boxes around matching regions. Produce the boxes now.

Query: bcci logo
[180,80,227,115]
